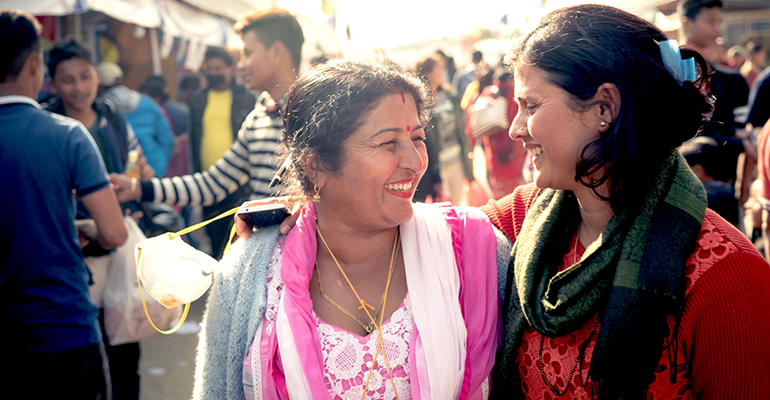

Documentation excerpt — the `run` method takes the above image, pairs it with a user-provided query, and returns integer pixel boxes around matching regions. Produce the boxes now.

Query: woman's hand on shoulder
[234,198,299,239]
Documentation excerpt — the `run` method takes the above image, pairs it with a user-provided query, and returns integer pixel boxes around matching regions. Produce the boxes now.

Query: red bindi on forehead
[406,125,411,132]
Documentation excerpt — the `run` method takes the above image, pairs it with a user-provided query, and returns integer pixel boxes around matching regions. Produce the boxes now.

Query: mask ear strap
[222,222,238,259]
[136,245,191,335]
[135,205,241,335]
[168,205,241,240]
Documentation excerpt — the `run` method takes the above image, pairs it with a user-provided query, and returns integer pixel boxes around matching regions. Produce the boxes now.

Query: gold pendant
[363,324,374,334]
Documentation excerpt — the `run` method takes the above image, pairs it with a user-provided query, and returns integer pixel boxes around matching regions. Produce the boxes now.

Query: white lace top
[243,239,414,400]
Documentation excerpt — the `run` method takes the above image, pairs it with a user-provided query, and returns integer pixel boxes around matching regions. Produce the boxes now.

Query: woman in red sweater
[482,4,770,399]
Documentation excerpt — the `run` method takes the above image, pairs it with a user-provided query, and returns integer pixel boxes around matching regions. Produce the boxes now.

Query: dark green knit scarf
[492,151,707,398]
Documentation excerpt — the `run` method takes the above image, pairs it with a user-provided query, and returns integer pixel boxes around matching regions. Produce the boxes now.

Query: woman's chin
[390,204,415,226]
[532,172,548,189]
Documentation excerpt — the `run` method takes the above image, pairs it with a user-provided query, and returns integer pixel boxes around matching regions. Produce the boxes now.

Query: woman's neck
[315,213,399,274]
[574,186,614,246]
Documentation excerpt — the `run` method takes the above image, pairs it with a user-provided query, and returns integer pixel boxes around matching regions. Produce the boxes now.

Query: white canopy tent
[3,0,281,72]
[2,0,274,45]
[180,0,274,21]
[7,0,340,71]
[6,0,162,28]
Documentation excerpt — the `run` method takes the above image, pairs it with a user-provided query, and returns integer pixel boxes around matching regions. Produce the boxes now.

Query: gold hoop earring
[313,185,321,203]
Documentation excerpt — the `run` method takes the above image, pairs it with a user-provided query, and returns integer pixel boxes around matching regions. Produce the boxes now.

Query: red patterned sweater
[480,183,770,399]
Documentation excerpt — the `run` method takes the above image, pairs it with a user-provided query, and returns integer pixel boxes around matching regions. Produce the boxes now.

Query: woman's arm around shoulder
[685,214,770,399]
[479,183,539,242]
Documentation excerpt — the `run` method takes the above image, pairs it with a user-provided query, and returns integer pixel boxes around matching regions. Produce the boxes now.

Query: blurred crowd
[3,0,770,398]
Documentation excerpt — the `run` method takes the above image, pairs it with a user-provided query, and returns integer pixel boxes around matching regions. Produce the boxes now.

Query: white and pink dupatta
[261,201,499,399]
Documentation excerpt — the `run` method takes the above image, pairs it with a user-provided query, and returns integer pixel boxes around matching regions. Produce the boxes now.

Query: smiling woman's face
[315,93,428,232]
[508,62,601,192]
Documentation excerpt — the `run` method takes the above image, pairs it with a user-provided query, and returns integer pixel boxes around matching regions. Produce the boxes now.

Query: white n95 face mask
[135,206,240,334]
[135,233,218,308]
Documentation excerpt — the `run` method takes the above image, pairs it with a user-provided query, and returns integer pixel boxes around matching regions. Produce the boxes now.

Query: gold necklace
[315,262,387,334]
[315,224,401,400]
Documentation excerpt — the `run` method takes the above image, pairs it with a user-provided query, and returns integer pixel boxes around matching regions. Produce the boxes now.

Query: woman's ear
[302,154,326,188]
[594,82,621,124]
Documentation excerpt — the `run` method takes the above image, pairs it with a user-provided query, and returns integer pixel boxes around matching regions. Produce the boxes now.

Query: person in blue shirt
[98,61,175,176]
[139,74,192,177]
[0,9,126,398]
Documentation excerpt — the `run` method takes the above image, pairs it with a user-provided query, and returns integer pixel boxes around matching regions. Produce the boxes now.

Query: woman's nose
[509,114,528,141]
[402,140,427,174]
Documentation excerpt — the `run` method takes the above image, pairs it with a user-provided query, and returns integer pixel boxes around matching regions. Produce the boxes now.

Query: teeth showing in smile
[385,182,412,191]
[529,147,543,157]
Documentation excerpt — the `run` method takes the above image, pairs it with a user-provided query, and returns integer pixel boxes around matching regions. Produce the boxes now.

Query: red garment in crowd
[481,183,770,399]
[467,81,527,199]
[159,103,190,179]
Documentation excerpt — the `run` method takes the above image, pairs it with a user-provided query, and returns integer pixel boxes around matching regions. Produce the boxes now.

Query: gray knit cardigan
[192,225,280,399]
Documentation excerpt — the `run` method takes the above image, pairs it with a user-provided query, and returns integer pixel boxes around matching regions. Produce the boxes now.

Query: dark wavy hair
[47,40,93,79]
[280,58,432,200]
[506,4,714,211]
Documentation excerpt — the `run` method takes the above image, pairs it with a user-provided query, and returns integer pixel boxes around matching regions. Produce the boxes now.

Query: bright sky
[277,0,534,52]
[275,0,669,54]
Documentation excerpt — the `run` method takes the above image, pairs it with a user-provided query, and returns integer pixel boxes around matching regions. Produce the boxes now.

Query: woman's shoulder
[479,183,539,241]
[217,226,282,279]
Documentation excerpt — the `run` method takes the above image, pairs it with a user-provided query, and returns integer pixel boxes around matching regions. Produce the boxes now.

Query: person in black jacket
[680,136,740,226]
[744,66,770,129]
[190,47,256,174]
[679,0,751,183]
[44,40,150,240]
[189,46,257,258]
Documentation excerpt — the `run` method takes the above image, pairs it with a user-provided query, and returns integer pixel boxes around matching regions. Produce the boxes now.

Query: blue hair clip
[660,40,698,84]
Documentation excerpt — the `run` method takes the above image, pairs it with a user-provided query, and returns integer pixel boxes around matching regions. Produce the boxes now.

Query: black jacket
[747,70,770,128]
[44,97,132,173]
[701,64,749,182]
[189,80,257,172]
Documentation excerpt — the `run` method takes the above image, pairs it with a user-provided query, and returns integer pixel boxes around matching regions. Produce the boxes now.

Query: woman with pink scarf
[192,59,500,400]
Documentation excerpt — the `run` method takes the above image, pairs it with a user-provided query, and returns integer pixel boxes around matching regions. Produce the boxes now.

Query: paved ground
[139,292,207,400]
